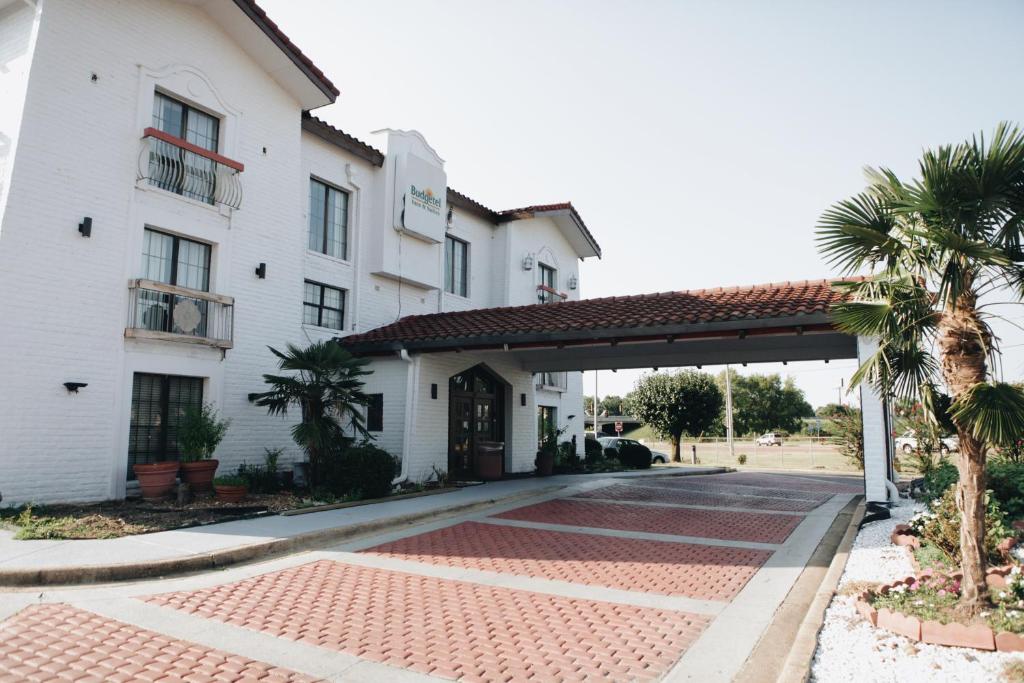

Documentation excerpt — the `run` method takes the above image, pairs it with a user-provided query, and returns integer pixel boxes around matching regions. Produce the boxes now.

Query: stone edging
[853,567,1022,651]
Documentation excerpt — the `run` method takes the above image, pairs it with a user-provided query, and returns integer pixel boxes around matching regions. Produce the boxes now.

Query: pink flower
[922,568,934,577]
[938,589,947,597]
[910,582,920,591]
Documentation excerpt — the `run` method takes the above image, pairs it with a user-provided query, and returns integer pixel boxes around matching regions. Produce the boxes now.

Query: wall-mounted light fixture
[64,382,88,393]
[431,383,438,399]
[255,262,267,279]
[446,207,454,228]
[78,217,92,238]
[521,393,527,406]
[567,275,578,290]
[522,254,534,271]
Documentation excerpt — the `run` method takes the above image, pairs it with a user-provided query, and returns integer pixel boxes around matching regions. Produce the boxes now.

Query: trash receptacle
[475,441,504,481]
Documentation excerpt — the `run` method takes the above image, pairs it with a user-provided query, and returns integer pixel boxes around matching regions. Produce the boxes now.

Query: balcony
[537,284,567,304]
[536,371,568,392]
[137,127,244,209]
[126,279,234,349]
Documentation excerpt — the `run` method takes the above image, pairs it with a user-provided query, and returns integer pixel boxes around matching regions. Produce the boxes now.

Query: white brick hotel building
[0,0,601,504]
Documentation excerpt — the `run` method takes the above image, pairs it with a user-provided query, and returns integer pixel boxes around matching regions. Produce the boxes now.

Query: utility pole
[725,364,735,460]
[838,378,845,407]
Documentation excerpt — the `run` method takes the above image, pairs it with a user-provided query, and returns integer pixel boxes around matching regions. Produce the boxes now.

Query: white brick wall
[0,0,593,504]
[858,335,891,502]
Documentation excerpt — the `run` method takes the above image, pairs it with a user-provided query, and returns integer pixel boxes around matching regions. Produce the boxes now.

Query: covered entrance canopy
[340,279,891,501]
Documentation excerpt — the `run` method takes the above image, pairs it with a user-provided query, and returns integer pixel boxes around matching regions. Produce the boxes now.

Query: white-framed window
[445,235,469,296]
[303,280,346,330]
[538,262,557,303]
[149,92,221,204]
[308,178,349,260]
[539,371,567,391]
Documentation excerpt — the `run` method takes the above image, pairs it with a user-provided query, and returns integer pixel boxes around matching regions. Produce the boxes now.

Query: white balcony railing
[138,127,244,209]
[126,279,234,349]
[536,371,568,392]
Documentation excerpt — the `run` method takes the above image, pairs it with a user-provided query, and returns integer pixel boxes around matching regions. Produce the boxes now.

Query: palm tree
[817,122,1024,612]
[248,341,373,487]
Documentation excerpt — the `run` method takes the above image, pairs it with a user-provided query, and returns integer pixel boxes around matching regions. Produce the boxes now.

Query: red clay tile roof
[497,202,600,257]
[235,0,339,100]
[340,279,851,353]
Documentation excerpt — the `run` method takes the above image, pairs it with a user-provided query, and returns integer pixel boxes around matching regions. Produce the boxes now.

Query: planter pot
[214,484,247,503]
[133,462,180,501]
[536,451,554,477]
[180,459,219,493]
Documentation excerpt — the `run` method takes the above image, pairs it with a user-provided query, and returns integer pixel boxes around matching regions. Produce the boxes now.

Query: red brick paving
[361,520,770,601]
[708,472,863,494]
[145,559,709,681]
[0,603,318,683]
[575,483,822,512]
[494,498,801,544]
[639,478,832,503]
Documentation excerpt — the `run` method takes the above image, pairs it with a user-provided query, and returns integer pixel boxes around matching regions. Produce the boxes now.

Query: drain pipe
[885,478,901,506]
[396,348,418,483]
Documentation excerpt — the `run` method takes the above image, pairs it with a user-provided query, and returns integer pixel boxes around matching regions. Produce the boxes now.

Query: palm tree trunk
[936,289,990,611]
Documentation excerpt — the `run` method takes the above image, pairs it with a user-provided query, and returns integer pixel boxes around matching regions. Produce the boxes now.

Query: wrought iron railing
[126,279,234,349]
[138,127,243,209]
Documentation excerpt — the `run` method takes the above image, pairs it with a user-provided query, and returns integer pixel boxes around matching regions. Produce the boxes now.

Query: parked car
[597,437,660,463]
[755,432,783,447]
[894,430,959,454]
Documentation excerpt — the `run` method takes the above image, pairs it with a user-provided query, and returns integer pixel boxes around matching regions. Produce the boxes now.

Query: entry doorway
[448,365,506,480]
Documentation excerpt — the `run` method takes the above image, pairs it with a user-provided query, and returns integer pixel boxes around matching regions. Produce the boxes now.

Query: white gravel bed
[811,501,1024,682]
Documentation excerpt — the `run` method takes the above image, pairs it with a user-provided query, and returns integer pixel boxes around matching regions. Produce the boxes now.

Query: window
[444,236,468,297]
[539,371,567,390]
[367,394,384,432]
[128,373,203,479]
[303,280,345,330]
[150,92,220,203]
[538,263,557,303]
[137,228,212,337]
[538,405,558,447]
[308,179,349,260]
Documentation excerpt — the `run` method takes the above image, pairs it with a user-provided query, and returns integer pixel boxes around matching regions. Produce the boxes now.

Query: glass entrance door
[448,366,505,480]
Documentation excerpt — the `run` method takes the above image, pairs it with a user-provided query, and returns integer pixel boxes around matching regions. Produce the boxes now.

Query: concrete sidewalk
[0,466,726,586]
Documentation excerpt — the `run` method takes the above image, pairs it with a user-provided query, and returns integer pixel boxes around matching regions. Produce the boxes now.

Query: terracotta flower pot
[133,462,180,501]
[180,459,219,492]
[214,484,247,503]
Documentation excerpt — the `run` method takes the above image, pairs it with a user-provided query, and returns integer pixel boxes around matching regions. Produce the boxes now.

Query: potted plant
[213,474,247,503]
[535,424,566,477]
[133,461,180,501]
[178,403,230,493]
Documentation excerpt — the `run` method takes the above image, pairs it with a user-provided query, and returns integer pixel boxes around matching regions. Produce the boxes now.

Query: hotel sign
[399,153,447,243]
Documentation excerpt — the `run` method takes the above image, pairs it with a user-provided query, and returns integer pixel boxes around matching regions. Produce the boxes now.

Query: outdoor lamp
[568,275,578,290]
[522,254,534,271]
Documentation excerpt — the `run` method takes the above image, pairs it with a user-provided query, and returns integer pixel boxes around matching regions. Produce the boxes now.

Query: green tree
[817,122,1024,610]
[831,408,864,468]
[600,395,624,415]
[815,403,849,418]
[248,341,373,488]
[625,370,723,462]
[717,370,814,435]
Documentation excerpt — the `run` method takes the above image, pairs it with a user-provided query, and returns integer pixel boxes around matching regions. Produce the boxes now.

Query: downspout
[396,348,418,482]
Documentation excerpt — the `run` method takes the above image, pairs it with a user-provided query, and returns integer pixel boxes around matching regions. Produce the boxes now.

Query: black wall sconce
[430,383,438,399]
[255,262,267,279]
[520,393,526,406]
[78,217,92,237]
[64,382,88,393]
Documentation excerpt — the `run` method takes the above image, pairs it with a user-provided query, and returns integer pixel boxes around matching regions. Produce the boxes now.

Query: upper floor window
[303,280,345,330]
[137,228,212,337]
[445,235,468,297]
[149,92,221,204]
[308,179,349,260]
[538,263,557,303]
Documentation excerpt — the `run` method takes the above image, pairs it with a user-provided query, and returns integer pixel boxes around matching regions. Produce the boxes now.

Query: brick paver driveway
[0,471,860,682]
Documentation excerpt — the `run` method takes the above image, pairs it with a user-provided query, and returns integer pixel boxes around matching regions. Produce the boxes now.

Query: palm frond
[950,381,1024,447]
[816,192,903,273]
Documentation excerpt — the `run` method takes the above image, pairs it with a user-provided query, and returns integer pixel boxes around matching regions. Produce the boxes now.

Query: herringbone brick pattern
[0,603,319,683]
[362,520,770,600]
[494,498,801,544]
[574,483,821,512]
[145,559,709,681]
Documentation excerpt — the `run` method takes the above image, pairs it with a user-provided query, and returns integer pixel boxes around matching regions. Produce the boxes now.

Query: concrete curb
[0,486,564,588]
[774,496,866,683]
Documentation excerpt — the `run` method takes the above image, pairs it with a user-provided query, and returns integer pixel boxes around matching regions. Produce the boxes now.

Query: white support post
[857,336,893,502]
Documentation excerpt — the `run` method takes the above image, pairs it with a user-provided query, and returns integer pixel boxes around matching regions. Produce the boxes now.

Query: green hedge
[923,459,1024,521]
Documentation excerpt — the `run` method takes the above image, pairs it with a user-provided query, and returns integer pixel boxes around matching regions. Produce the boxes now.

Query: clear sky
[261,0,1024,408]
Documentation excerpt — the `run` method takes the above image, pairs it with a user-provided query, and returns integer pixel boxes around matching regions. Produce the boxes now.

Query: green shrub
[213,475,246,487]
[738,453,747,465]
[237,448,284,494]
[584,436,603,459]
[911,487,1011,565]
[556,441,581,471]
[616,442,652,469]
[987,461,1024,521]
[321,442,399,500]
[922,460,958,503]
[178,403,230,462]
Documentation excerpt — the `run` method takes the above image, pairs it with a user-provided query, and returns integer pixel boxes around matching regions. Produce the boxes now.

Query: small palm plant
[817,122,1024,612]
[248,341,373,488]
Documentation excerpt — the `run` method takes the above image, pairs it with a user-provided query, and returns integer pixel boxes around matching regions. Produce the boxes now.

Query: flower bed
[854,566,1024,651]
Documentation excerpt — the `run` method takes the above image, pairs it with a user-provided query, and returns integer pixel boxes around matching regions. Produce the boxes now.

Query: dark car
[597,437,657,466]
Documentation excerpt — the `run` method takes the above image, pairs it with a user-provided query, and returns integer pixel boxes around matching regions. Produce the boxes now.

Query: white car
[894,430,959,454]
[755,432,783,447]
